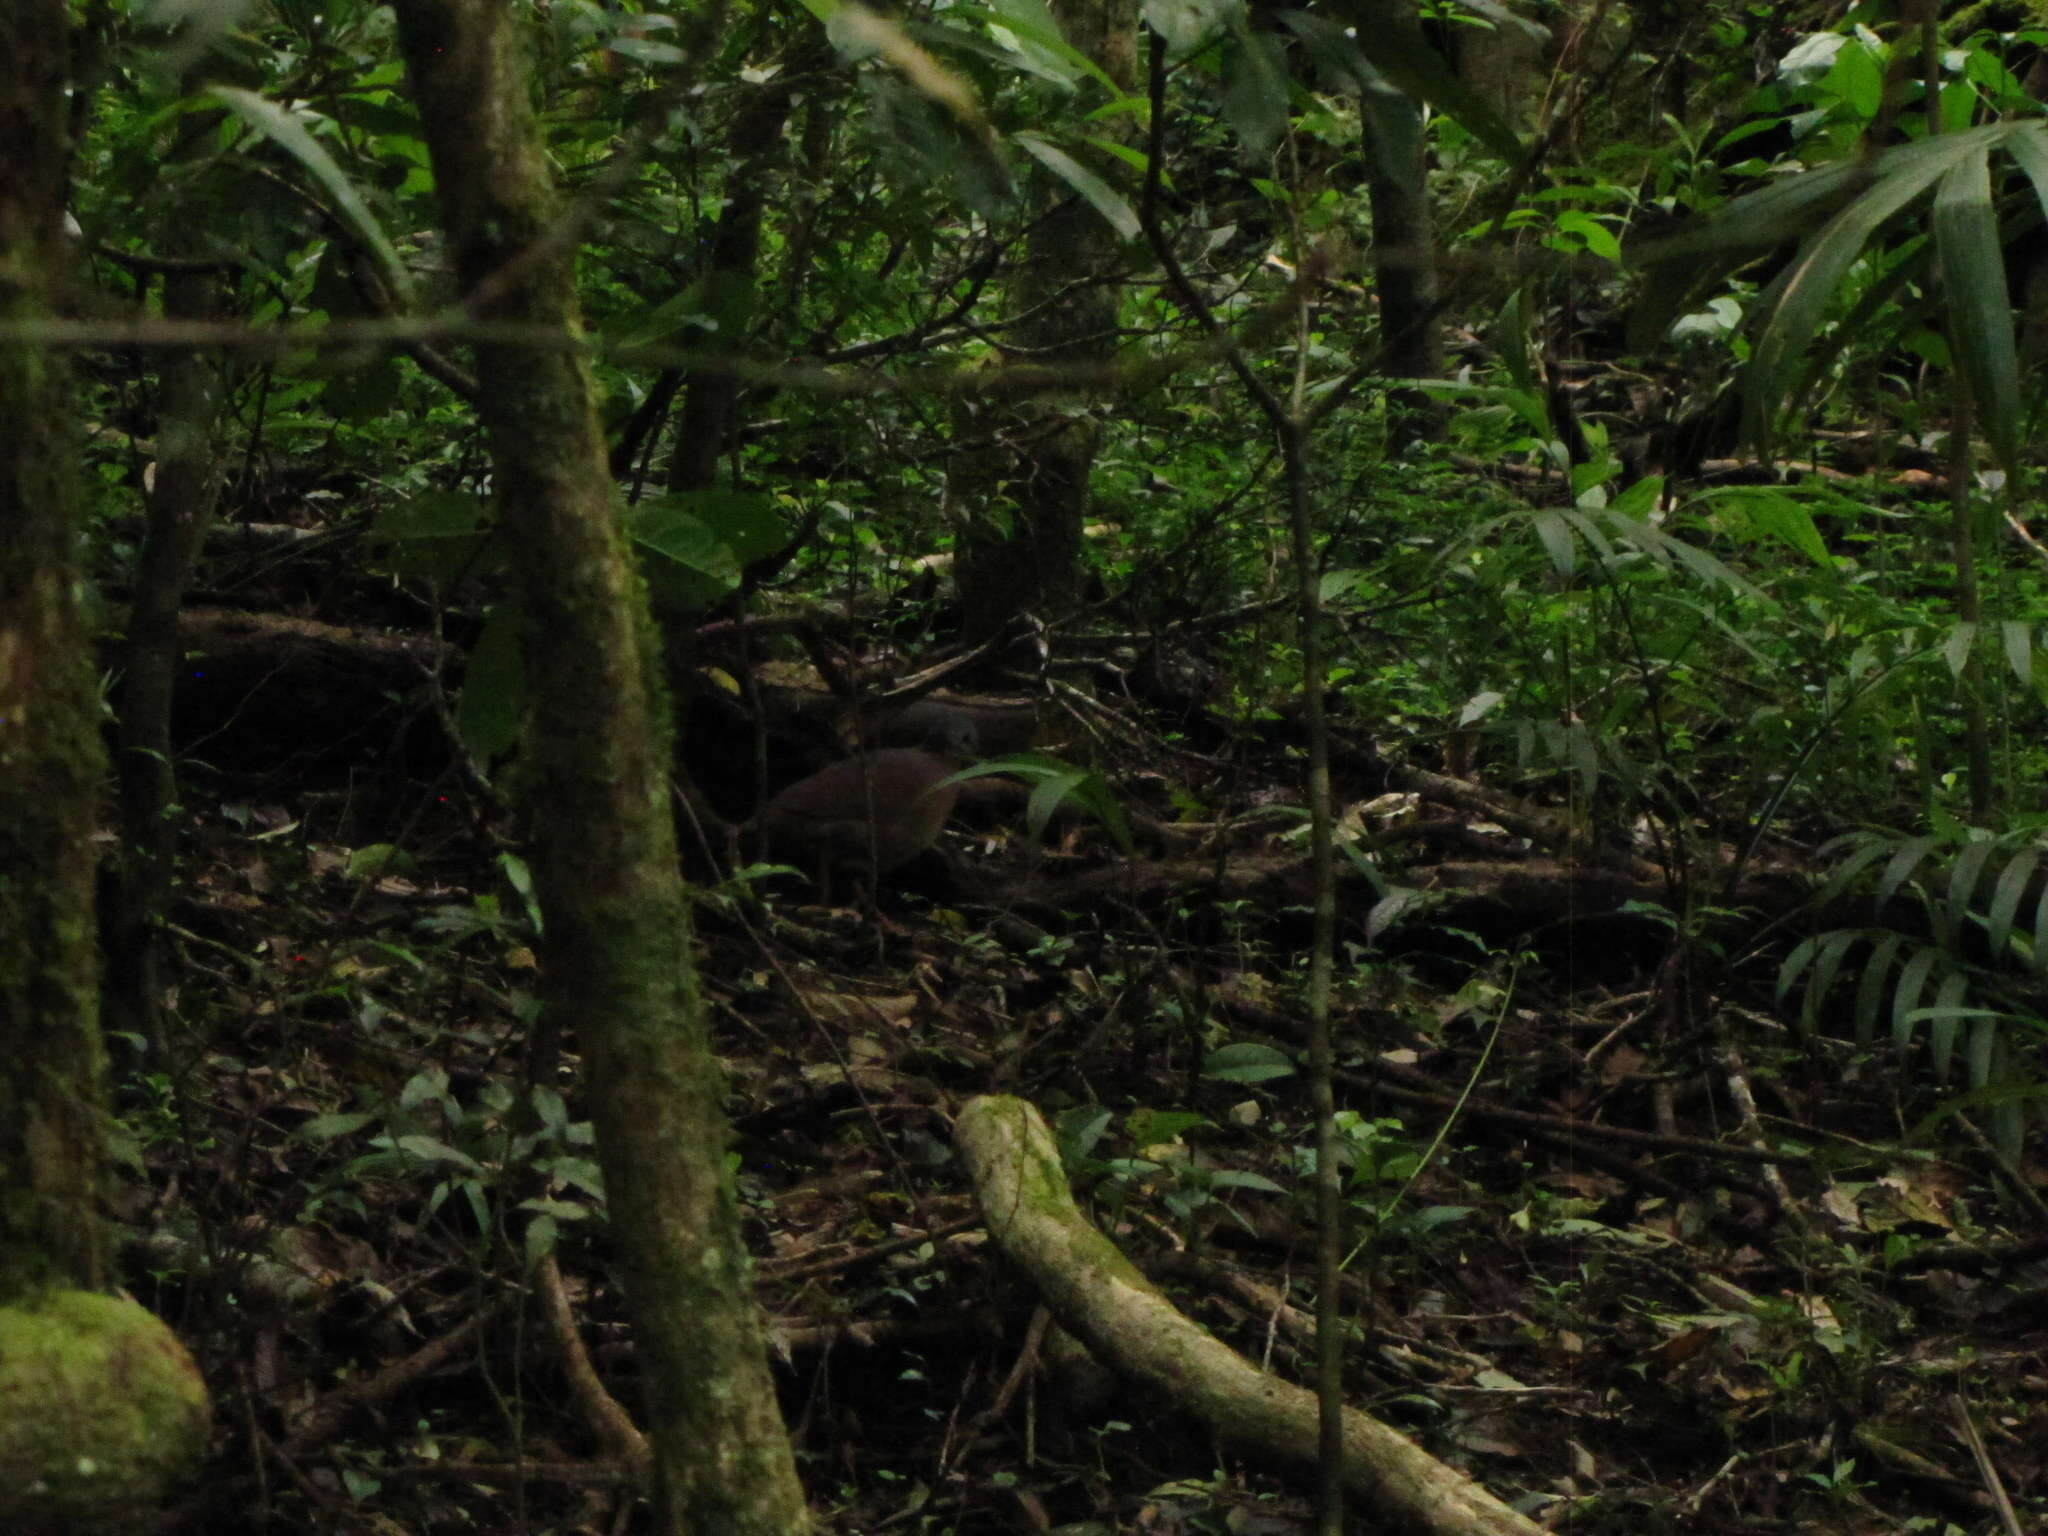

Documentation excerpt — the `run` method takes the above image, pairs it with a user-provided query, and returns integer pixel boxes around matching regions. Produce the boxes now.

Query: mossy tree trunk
[0,0,113,1305]
[390,5,808,1533]
[0,12,213,1529]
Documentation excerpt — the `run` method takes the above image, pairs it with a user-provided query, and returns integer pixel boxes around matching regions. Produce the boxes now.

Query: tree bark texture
[955,1096,1547,1536]
[103,268,229,1054]
[1360,0,1444,442]
[666,53,814,494]
[391,6,809,1532]
[0,0,114,1299]
[954,0,1138,642]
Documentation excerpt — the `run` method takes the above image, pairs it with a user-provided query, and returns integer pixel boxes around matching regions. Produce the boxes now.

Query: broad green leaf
[1321,567,1369,603]
[1853,932,1903,1045]
[2004,621,2034,687]
[975,0,1124,93]
[1210,1170,1286,1193]
[626,496,749,610]
[1550,210,1620,260]
[1014,133,1139,239]
[1823,33,1884,120]
[1932,141,2020,468]
[209,86,415,308]
[955,754,1134,850]
[1875,834,1940,911]
[1607,475,1664,518]
[1985,848,2037,959]
[1942,620,1977,680]
[1927,973,1971,1083]
[1277,10,1372,95]
[1778,934,1820,1001]
[2034,877,2048,979]
[1143,0,1239,55]
[1566,722,1599,798]
[1706,487,1832,566]
[457,605,525,766]
[1946,837,1995,932]
[1445,0,1548,44]
[1204,1042,1296,1082]
[1967,1014,1998,1088]
[1803,928,1862,1032]
[1026,769,1086,840]
[371,492,497,585]
[1457,689,1503,726]
[1745,145,1961,447]
[1220,25,1290,156]
[1628,128,2003,343]
[1321,0,1523,161]
[1890,945,1940,1051]
[1531,509,1576,577]
[301,1111,377,1140]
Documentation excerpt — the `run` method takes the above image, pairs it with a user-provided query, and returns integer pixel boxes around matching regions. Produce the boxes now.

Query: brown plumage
[757,715,978,894]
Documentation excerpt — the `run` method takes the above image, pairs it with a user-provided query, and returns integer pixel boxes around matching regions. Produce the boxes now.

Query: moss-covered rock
[0,1289,210,1534]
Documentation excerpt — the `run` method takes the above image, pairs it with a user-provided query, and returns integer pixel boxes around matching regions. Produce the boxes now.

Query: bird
[755,713,979,900]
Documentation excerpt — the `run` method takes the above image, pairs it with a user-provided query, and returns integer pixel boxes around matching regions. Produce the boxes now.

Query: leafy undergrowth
[128,731,2048,1536]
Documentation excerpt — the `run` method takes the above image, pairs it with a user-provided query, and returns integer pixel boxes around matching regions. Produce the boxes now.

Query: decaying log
[955,1095,1546,1536]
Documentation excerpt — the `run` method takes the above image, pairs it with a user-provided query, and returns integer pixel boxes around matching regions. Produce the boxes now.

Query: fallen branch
[955,1095,1546,1536]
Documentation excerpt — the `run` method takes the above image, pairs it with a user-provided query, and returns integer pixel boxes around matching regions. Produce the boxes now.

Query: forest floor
[133,696,2048,1536]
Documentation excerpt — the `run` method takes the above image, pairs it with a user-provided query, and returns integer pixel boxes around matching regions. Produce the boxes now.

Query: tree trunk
[665,52,814,495]
[954,0,1139,643]
[0,10,212,1527]
[391,6,809,1532]
[1361,0,1444,444]
[103,267,229,1053]
[0,0,114,1306]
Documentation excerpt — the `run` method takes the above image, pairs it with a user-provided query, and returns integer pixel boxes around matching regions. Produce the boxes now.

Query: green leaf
[1941,620,1976,680]
[1026,769,1086,840]
[1984,848,2037,959]
[1853,932,1903,1046]
[301,1112,377,1140]
[1891,946,1941,1051]
[394,1134,484,1173]
[1703,487,1833,567]
[2002,621,2033,687]
[208,86,415,308]
[1550,210,1620,260]
[1219,25,1290,156]
[1013,133,1139,240]
[1744,143,1961,447]
[370,492,498,585]
[954,753,1134,851]
[1143,0,1239,56]
[1926,973,1971,1083]
[1875,834,1941,910]
[1531,509,1576,577]
[457,605,525,767]
[625,491,781,610]
[1204,1042,1296,1082]
[1209,1170,1286,1193]
[1627,130,1995,345]
[1946,837,1995,932]
[974,0,1124,93]
[1932,141,2020,468]
[1321,0,1523,161]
